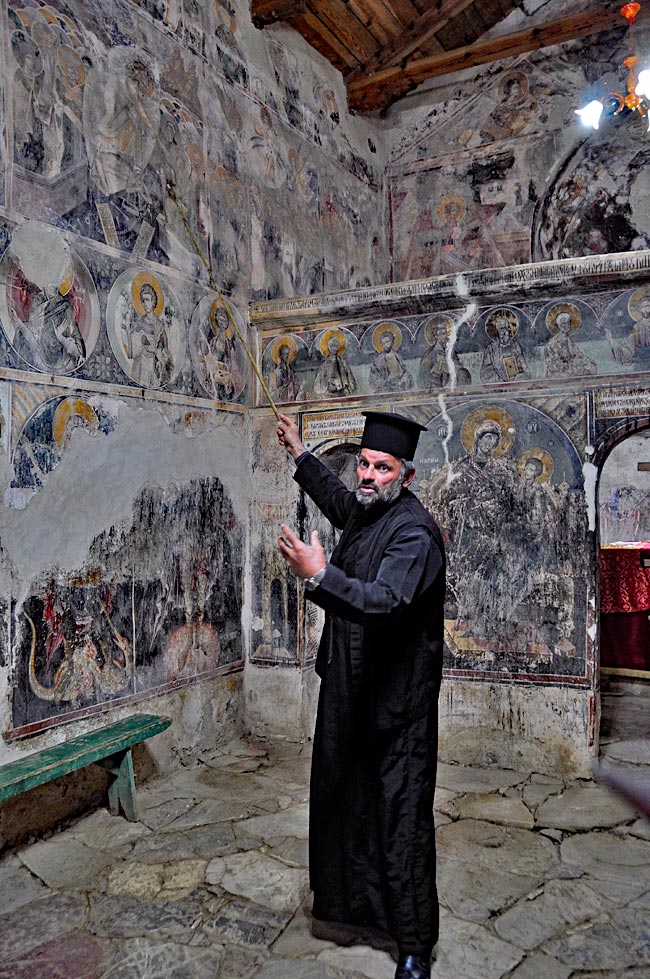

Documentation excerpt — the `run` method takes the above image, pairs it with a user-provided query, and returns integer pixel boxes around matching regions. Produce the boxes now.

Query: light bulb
[575,100,604,129]
[636,68,650,99]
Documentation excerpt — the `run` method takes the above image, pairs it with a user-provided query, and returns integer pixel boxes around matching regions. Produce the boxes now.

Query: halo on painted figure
[460,405,515,456]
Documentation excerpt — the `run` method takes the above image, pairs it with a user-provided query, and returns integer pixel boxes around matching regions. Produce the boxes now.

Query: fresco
[105,268,185,389]
[8,391,115,506]
[259,289,650,405]
[415,399,588,678]
[534,128,650,262]
[389,41,650,276]
[12,476,243,731]
[251,502,299,663]
[6,0,384,289]
[0,223,100,374]
[188,295,249,401]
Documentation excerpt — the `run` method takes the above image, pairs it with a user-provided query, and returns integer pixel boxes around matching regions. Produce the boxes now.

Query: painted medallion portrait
[189,295,248,401]
[0,222,99,374]
[106,269,184,389]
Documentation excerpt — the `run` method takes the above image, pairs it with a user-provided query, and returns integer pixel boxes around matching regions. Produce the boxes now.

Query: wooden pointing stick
[166,181,281,420]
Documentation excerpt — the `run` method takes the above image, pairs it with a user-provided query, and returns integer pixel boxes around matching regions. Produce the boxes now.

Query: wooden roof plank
[356,0,405,35]
[300,7,361,67]
[380,0,422,25]
[347,6,624,111]
[307,0,381,61]
[291,10,356,69]
[345,0,479,79]
[347,0,395,45]
[251,0,306,27]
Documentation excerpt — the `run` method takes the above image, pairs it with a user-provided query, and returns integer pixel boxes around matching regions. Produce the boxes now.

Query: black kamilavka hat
[360,411,427,461]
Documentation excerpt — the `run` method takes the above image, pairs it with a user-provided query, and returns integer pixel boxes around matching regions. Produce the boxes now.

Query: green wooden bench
[0,713,171,821]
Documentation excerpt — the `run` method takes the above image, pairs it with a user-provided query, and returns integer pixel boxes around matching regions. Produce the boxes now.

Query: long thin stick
[166,181,280,420]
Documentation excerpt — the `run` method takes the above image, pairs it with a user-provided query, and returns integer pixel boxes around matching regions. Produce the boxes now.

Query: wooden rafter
[347,6,624,112]
[251,0,306,27]
[346,0,479,80]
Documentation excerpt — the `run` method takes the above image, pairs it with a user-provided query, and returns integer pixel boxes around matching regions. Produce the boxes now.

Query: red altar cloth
[600,543,650,614]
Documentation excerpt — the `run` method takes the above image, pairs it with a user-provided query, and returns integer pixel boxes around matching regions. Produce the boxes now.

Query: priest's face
[355,449,412,507]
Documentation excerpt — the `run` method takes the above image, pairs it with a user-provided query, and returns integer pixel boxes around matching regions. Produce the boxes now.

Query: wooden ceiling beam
[251,0,306,27]
[346,0,479,80]
[307,0,381,61]
[347,6,624,112]
[291,9,357,70]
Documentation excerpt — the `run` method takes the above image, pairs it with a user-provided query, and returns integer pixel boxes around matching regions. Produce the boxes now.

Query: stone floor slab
[521,780,564,810]
[436,764,527,794]
[493,877,607,950]
[98,937,223,978]
[432,912,524,979]
[69,810,151,850]
[88,892,206,940]
[234,803,309,841]
[545,908,650,970]
[254,960,341,978]
[560,831,650,883]
[436,818,559,878]
[0,893,85,961]
[437,857,537,923]
[450,793,534,829]
[535,784,636,831]
[600,739,650,766]
[19,837,114,888]
[199,896,290,949]
[318,944,396,978]
[102,858,206,900]
[507,950,573,979]
[206,850,309,912]
[0,854,49,913]
[270,906,338,958]
[0,930,110,979]
[164,797,257,831]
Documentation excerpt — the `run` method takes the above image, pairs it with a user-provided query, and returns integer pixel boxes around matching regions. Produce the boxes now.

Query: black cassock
[295,453,446,959]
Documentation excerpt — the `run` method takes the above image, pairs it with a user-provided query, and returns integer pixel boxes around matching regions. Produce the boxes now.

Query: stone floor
[1,680,649,979]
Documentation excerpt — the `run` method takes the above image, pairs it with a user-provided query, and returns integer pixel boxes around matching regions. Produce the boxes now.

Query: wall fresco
[11,473,243,732]
[258,288,650,404]
[105,267,185,389]
[388,38,650,277]
[5,0,385,293]
[8,390,115,507]
[0,222,100,375]
[415,399,587,678]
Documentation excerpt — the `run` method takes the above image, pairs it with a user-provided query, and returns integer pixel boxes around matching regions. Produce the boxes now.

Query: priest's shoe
[395,954,431,979]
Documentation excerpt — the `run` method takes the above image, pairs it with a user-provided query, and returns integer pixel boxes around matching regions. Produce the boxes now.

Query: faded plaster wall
[385,18,650,277]
[0,0,386,812]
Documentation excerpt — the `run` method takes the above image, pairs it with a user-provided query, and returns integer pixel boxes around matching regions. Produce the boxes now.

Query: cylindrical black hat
[360,411,427,461]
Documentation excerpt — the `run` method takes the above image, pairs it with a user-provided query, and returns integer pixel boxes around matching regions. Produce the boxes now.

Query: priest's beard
[355,473,404,508]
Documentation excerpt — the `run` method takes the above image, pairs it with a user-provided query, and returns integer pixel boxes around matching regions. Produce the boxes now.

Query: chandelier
[575,2,650,130]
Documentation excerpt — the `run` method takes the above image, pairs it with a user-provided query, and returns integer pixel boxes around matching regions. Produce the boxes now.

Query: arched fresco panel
[415,399,587,679]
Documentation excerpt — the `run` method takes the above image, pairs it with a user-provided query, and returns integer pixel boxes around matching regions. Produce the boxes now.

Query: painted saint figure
[369,324,413,393]
[314,331,357,397]
[606,288,650,365]
[480,309,530,383]
[122,275,173,389]
[267,337,306,402]
[419,315,471,389]
[543,305,596,377]
[200,302,237,400]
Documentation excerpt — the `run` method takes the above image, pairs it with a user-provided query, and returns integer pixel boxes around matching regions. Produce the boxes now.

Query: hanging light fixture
[575,2,650,131]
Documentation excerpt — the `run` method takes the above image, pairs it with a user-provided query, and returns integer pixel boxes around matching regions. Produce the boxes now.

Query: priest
[277,410,446,979]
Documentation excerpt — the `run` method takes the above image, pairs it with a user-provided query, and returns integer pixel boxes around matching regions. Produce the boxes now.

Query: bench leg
[98,749,139,821]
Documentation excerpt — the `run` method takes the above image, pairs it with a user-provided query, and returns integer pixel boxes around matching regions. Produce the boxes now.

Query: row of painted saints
[0,226,248,399]
[265,288,650,402]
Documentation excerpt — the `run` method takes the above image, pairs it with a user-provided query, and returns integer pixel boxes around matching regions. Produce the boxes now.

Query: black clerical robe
[294,453,446,958]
